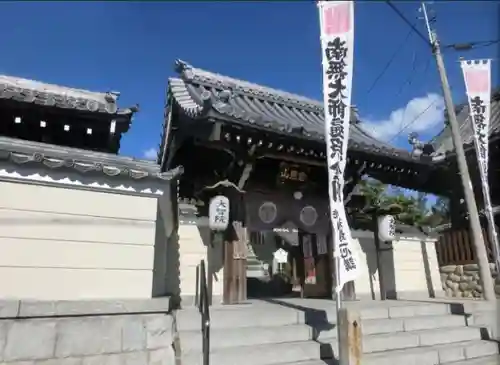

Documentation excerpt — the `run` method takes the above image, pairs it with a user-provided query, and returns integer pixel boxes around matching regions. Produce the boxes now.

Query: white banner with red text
[461,59,500,269]
[318,0,360,293]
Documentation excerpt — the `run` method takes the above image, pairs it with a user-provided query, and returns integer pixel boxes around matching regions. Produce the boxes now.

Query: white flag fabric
[318,0,360,293]
[460,59,500,269]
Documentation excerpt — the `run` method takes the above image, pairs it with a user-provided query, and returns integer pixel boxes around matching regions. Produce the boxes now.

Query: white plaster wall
[352,231,444,300]
[176,218,224,303]
[0,180,158,300]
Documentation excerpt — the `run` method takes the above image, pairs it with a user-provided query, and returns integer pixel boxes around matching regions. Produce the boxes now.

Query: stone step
[363,340,498,365]
[181,338,497,365]
[177,306,301,331]
[180,325,484,362]
[443,355,500,365]
[362,326,482,353]
[181,340,322,365]
[177,302,453,331]
[306,326,483,355]
[180,324,312,353]
[274,352,500,365]
[179,313,470,353]
[342,314,466,337]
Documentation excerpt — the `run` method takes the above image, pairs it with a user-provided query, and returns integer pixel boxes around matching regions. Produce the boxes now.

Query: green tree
[425,196,451,227]
[356,178,431,226]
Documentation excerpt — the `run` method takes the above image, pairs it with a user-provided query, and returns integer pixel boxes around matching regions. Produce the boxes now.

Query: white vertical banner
[460,59,500,269]
[318,0,360,293]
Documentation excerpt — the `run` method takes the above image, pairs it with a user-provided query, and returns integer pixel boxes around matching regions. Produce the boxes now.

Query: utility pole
[421,2,495,301]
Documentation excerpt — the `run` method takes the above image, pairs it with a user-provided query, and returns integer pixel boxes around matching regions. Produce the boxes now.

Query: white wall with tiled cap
[173,220,443,302]
[0,178,159,300]
[352,230,444,300]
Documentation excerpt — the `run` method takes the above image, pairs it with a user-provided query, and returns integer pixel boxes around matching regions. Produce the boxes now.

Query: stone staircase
[176,299,499,365]
[246,243,268,279]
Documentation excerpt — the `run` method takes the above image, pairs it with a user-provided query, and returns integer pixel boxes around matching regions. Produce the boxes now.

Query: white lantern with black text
[208,195,230,231]
[378,215,396,242]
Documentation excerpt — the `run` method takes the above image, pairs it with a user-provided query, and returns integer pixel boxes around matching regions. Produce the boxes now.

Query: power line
[391,55,432,131]
[443,39,500,51]
[365,27,414,97]
[388,96,441,143]
[397,52,431,96]
[385,1,433,49]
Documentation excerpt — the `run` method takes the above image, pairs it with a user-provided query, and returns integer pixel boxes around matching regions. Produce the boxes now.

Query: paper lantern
[378,215,396,242]
[208,195,230,231]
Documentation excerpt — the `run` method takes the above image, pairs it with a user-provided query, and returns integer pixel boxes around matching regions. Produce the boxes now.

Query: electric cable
[443,39,500,51]
[388,96,441,143]
[396,57,432,130]
[385,1,433,49]
[365,27,414,97]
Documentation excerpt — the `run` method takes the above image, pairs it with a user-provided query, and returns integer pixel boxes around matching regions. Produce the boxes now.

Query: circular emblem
[300,206,318,227]
[86,100,100,112]
[258,202,277,224]
[33,153,44,162]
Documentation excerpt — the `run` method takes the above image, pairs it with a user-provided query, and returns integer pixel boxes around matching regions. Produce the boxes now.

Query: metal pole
[335,255,343,361]
[484,195,500,271]
[373,213,386,300]
[421,3,495,301]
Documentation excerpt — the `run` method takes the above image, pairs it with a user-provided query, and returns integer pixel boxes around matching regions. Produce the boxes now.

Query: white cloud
[360,93,445,142]
[143,148,158,160]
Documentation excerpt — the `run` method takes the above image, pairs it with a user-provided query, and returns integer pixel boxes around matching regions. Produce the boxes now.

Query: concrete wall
[352,231,444,300]
[440,263,500,298]
[172,219,444,302]
[0,181,159,300]
[175,218,224,304]
[0,299,175,365]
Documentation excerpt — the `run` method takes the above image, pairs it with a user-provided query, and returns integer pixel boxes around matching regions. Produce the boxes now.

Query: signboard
[278,162,308,183]
[317,234,328,255]
[318,0,360,293]
[302,234,314,258]
[208,195,230,231]
[273,248,289,264]
[304,257,317,285]
[460,59,500,269]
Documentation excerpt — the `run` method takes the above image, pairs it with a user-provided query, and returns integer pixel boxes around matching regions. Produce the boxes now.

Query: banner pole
[335,255,343,361]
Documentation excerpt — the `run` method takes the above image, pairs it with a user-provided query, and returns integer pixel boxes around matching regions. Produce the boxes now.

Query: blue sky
[0,1,497,160]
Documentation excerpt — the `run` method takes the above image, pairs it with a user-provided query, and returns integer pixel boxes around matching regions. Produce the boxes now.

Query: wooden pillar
[223,240,234,305]
[338,308,363,365]
[223,221,248,304]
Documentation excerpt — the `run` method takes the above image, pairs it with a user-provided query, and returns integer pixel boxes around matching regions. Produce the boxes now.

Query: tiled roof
[168,60,420,160]
[0,136,183,182]
[0,75,139,118]
[431,89,500,153]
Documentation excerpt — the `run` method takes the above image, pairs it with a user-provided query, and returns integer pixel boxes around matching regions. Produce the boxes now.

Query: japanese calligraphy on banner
[318,0,360,293]
[460,59,500,268]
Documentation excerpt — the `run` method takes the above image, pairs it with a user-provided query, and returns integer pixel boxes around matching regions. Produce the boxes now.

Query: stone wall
[440,263,500,298]
[0,298,176,365]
